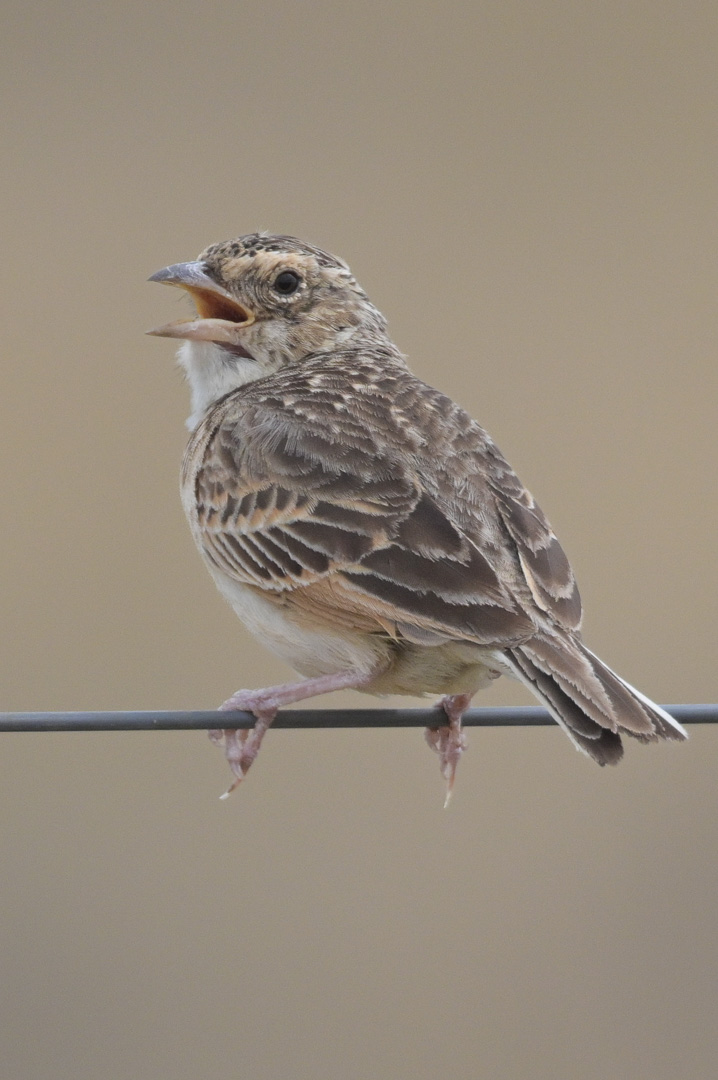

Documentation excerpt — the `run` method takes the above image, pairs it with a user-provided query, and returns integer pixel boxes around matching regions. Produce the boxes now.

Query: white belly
[210,570,394,680]
[209,567,502,698]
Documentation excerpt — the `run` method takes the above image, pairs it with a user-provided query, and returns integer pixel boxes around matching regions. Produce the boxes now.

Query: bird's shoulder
[193,350,500,474]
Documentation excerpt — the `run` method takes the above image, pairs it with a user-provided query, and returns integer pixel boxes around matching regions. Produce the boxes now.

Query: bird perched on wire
[149,233,687,802]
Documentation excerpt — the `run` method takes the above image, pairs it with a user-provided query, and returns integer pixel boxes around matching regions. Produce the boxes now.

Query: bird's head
[149,233,389,426]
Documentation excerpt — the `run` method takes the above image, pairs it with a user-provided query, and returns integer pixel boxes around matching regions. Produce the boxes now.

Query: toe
[219,689,253,712]
[424,724,445,754]
[222,729,246,778]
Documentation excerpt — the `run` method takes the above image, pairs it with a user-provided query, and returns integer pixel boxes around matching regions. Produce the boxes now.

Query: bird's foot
[425,693,472,807]
[210,688,280,798]
[211,669,379,799]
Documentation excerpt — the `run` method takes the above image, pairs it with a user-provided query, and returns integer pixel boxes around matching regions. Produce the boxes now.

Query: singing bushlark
[149,233,686,800]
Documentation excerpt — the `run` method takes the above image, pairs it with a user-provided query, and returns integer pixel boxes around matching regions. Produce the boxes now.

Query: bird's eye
[272,270,301,296]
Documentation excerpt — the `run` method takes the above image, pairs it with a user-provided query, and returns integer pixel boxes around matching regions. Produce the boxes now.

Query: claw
[219,773,244,800]
[209,726,254,799]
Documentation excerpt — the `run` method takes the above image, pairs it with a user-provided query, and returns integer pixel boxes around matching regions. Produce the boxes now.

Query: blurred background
[1,2,716,1077]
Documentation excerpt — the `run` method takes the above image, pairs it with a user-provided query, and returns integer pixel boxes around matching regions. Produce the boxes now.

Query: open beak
[147,262,255,343]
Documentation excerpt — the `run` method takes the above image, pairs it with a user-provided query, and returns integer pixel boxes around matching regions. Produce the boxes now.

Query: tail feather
[581,646,688,742]
[500,632,687,766]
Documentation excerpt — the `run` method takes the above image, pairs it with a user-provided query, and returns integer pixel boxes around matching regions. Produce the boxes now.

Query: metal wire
[0,705,715,732]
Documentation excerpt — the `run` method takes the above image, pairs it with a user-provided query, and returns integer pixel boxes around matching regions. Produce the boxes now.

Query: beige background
[1,2,717,1078]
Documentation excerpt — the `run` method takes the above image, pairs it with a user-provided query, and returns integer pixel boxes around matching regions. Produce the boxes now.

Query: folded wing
[193,402,535,646]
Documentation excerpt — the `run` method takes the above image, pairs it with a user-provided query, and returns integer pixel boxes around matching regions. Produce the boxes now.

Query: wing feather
[483,444,583,630]
[190,399,536,646]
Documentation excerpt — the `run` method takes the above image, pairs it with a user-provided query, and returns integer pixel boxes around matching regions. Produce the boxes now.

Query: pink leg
[425,693,473,807]
[210,668,378,799]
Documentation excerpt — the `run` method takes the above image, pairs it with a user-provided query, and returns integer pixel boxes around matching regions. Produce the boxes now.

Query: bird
[148,232,687,802]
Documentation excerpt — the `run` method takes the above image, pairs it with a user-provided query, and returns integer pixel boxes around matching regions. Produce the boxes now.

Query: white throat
[178,340,265,430]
